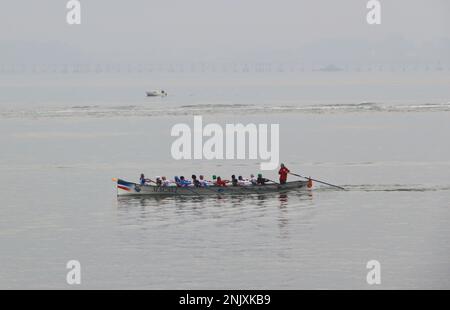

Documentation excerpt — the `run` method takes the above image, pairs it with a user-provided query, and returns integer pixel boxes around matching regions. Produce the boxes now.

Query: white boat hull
[146,90,167,97]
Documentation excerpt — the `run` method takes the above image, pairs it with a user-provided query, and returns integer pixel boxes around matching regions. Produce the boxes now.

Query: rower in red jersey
[215,176,228,187]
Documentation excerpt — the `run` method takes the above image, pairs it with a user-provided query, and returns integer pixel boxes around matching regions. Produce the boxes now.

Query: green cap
[212,175,217,180]
[258,173,262,177]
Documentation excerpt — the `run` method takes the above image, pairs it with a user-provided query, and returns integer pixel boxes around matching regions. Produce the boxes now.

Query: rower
[231,175,238,186]
[238,175,251,186]
[161,176,170,187]
[199,175,208,187]
[215,176,227,187]
[192,174,201,187]
[179,176,191,187]
[140,173,150,185]
[155,176,162,186]
[278,163,290,184]
[257,173,269,185]
[249,174,257,185]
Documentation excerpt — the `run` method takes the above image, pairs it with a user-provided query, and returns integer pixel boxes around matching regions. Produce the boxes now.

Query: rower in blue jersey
[178,176,191,187]
[140,173,149,185]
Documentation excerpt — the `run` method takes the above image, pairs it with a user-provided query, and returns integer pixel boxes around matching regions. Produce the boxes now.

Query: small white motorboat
[146,90,167,97]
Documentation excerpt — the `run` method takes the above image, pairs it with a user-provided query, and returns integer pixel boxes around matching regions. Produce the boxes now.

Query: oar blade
[289,172,345,190]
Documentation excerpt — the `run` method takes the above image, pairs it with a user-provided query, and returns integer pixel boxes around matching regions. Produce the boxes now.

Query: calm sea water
[0,72,449,289]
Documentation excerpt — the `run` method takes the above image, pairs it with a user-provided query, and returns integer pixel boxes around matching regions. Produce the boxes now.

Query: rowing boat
[115,178,309,196]
[115,179,309,196]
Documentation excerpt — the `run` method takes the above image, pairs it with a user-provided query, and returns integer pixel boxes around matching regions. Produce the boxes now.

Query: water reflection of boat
[115,178,309,197]
[117,192,312,209]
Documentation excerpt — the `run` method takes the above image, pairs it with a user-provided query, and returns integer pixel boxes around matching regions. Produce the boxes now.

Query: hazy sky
[1,0,449,64]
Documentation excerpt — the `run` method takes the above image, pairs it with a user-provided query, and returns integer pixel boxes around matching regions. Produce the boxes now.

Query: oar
[171,179,221,195]
[157,179,206,196]
[198,184,223,195]
[289,172,345,190]
[180,186,205,196]
[199,180,255,195]
[202,180,241,195]
[266,179,279,185]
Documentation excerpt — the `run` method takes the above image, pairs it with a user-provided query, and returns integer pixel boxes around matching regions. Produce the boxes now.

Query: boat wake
[338,184,450,192]
[1,102,450,119]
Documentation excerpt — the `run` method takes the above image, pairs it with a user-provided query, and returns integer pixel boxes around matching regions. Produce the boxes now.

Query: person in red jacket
[278,163,290,184]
